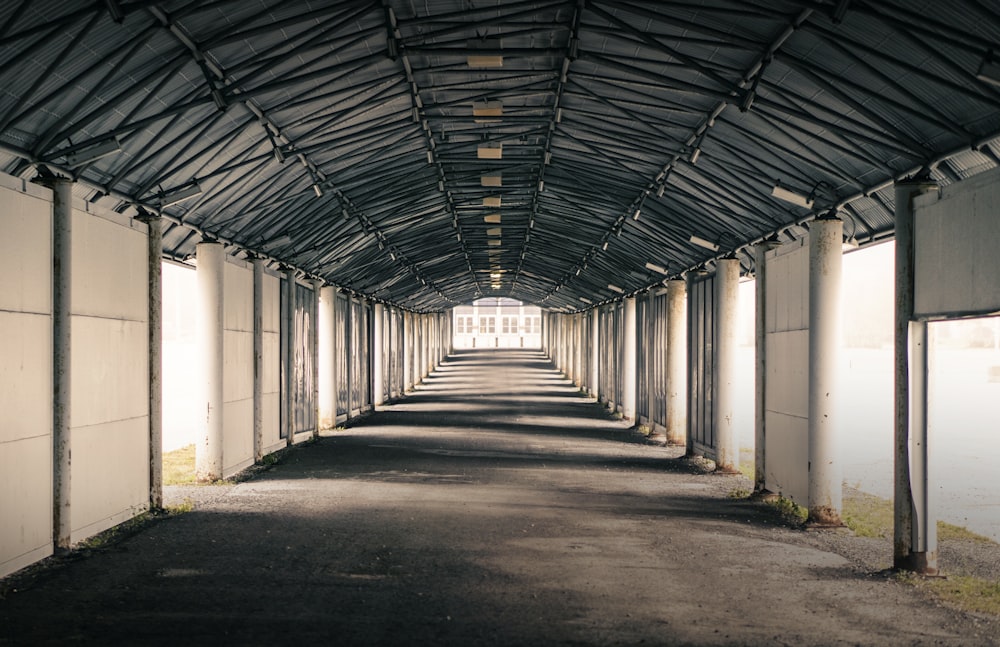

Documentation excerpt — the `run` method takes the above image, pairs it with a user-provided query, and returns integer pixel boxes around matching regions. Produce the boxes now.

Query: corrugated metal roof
[0,0,999,312]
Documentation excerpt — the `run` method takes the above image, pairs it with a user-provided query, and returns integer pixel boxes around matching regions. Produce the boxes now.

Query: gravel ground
[2,349,998,646]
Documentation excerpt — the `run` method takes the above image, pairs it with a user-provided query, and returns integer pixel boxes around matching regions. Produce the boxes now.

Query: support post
[345,295,354,417]
[196,241,225,481]
[318,285,336,429]
[714,258,740,473]
[807,217,844,525]
[590,308,599,398]
[135,211,163,509]
[49,177,73,550]
[403,310,412,392]
[252,257,265,461]
[311,279,322,439]
[373,302,385,407]
[282,268,296,446]
[753,239,780,491]
[623,297,637,421]
[665,279,687,446]
[894,178,940,574]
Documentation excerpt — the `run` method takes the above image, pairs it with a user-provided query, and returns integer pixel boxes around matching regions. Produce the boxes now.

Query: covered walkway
[1,350,994,646]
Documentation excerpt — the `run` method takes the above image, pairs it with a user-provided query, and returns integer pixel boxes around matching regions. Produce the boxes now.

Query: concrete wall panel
[71,207,147,321]
[764,411,809,504]
[69,205,149,543]
[71,317,148,427]
[70,416,148,543]
[0,183,51,314]
[766,330,809,418]
[223,261,254,475]
[914,166,1000,318]
[223,398,253,476]
[0,312,52,443]
[224,260,253,332]
[261,271,281,449]
[764,241,810,505]
[0,176,52,578]
[0,435,52,577]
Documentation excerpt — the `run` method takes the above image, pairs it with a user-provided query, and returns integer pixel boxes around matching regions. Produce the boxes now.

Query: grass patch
[767,496,808,525]
[165,497,195,514]
[906,574,1000,616]
[163,444,196,485]
[728,487,751,499]
[939,521,994,543]
[843,490,893,538]
[843,489,996,542]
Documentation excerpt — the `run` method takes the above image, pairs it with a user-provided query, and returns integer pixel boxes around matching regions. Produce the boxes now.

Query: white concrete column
[318,285,336,429]
[894,178,941,574]
[590,308,599,398]
[311,280,321,439]
[418,314,426,382]
[373,302,385,407]
[344,295,354,416]
[136,211,163,508]
[282,268,297,444]
[645,292,657,431]
[196,241,225,480]
[714,259,740,473]
[403,310,412,391]
[753,240,780,490]
[623,297,638,421]
[665,280,687,446]
[807,217,844,525]
[252,258,265,460]
[49,177,73,549]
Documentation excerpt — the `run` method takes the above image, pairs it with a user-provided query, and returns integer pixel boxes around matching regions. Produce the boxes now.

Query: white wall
[261,270,282,453]
[914,166,1000,319]
[764,238,810,505]
[223,259,254,476]
[0,176,54,577]
[69,201,149,543]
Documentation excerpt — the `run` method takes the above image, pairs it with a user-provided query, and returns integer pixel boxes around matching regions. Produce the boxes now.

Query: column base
[894,551,940,576]
[805,505,845,529]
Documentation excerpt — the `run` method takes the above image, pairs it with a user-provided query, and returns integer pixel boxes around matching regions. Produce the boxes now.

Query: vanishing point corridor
[0,350,991,646]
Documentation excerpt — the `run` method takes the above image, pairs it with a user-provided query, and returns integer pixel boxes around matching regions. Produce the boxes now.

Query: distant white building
[453,297,542,349]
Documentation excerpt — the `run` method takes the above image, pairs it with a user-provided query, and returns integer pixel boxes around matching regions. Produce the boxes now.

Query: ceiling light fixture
[484,213,501,224]
[483,196,501,207]
[477,144,502,159]
[633,208,641,221]
[473,100,503,122]
[977,50,1000,86]
[608,284,624,294]
[579,297,592,304]
[467,38,503,68]
[487,227,502,236]
[771,181,814,208]
[645,262,668,275]
[63,135,121,166]
[160,182,203,207]
[482,174,502,187]
[689,234,719,251]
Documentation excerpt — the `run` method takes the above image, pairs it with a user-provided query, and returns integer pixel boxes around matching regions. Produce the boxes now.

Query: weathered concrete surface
[1,349,996,645]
